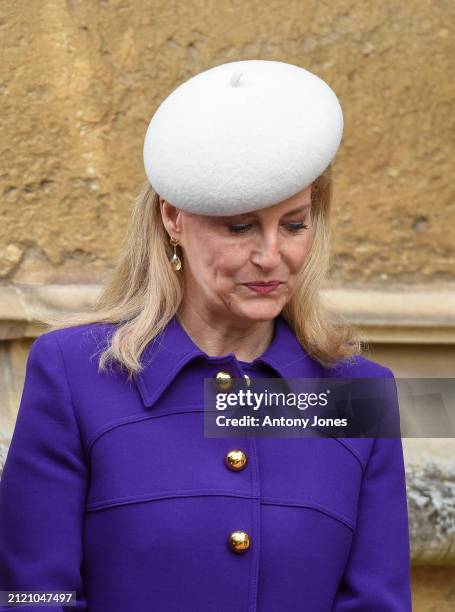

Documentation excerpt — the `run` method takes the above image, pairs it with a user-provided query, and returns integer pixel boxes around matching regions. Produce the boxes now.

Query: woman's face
[160,184,313,323]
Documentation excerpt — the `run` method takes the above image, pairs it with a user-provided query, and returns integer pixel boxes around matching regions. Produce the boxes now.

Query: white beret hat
[143,59,343,216]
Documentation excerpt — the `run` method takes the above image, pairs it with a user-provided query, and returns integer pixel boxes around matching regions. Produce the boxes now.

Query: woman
[0,60,412,611]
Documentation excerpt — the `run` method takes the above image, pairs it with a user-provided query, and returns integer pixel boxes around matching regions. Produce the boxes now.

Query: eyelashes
[227,222,309,234]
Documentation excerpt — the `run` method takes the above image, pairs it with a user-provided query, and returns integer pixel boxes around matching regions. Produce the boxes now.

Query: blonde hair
[40,165,362,380]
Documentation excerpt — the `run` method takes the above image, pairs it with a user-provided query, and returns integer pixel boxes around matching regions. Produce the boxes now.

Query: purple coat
[0,314,412,611]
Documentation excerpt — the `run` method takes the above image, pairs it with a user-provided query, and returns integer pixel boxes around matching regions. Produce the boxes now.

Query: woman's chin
[235,300,284,321]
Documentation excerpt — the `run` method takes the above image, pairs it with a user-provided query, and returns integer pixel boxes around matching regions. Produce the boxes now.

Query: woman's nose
[251,234,281,269]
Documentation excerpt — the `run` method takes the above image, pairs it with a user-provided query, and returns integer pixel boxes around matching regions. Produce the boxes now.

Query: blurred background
[1,1,454,608]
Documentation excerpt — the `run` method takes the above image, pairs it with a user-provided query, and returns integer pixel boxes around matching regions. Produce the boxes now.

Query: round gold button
[215,371,233,390]
[227,530,251,554]
[225,449,248,471]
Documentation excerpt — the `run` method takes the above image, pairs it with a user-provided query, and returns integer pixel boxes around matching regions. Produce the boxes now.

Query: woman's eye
[227,222,309,234]
[227,224,251,234]
[287,222,309,232]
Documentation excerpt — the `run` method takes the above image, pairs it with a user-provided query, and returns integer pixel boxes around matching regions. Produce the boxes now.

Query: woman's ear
[159,197,182,236]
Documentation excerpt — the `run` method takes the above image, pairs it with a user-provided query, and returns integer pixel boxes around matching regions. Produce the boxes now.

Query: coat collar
[135,313,323,408]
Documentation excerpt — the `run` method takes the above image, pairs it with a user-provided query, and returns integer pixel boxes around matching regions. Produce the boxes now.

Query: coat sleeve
[0,333,88,611]
[332,367,413,611]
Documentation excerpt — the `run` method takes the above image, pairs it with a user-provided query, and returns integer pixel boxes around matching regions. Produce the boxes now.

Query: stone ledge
[323,286,455,344]
[0,284,101,339]
[407,461,455,565]
[0,283,455,343]
[0,437,453,564]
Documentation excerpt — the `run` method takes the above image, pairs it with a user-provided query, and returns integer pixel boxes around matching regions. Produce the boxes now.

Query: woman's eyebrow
[246,204,311,218]
[252,204,311,218]
[282,203,311,216]
[226,203,311,221]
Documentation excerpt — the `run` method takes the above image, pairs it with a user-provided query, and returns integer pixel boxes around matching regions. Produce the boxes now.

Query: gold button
[225,450,248,471]
[227,530,251,554]
[215,370,233,390]
[243,373,251,387]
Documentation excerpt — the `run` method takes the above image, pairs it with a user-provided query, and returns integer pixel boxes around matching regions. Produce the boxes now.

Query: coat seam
[86,406,209,454]
[85,490,356,530]
[51,333,90,463]
[333,438,367,474]
[247,434,260,612]
[86,489,261,511]
[260,498,356,531]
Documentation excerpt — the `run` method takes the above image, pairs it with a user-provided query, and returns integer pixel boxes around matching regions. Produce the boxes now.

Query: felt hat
[143,59,343,216]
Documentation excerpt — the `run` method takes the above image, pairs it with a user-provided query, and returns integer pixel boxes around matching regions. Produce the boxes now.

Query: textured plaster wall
[1,0,454,286]
[411,566,455,610]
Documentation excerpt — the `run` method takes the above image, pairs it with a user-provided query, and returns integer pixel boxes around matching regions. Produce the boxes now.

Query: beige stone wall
[1,1,455,608]
[411,567,455,611]
[1,0,454,285]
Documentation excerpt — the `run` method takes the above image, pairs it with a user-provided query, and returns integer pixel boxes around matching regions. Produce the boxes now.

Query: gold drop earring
[169,236,182,271]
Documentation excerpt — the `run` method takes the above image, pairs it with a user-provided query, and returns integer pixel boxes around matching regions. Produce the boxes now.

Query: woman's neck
[176,307,276,362]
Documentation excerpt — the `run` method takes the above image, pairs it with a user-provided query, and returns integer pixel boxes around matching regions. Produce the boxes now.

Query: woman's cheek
[201,251,236,284]
[293,240,311,265]
[218,247,247,271]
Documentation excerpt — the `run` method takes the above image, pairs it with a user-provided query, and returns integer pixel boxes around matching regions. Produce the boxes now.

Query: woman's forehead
[181,192,312,223]
[227,199,312,219]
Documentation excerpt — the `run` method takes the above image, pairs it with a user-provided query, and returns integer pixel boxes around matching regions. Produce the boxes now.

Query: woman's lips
[242,282,282,294]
